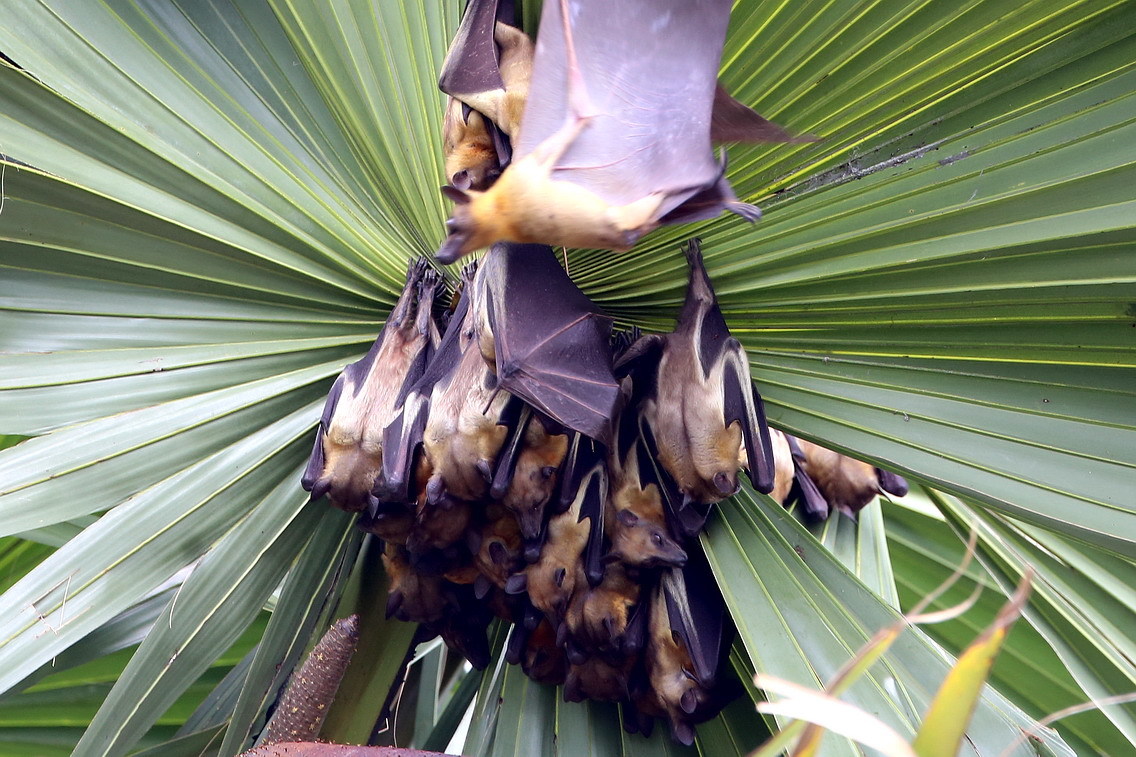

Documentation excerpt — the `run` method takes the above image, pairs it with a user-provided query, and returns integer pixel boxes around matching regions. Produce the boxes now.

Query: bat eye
[540,466,557,480]
[445,217,458,233]
[651,532,663,546]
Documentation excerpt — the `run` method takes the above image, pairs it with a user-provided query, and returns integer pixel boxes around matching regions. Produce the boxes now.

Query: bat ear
[450,170,473,191]
[441,184,471,204]
[616,509,639,526]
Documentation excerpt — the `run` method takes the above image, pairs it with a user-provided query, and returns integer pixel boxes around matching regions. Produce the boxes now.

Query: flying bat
[302,259,440,511]
[617,239,775,512]
[436,0,807,263]
[794,438,909,517]
[471,241,621,445]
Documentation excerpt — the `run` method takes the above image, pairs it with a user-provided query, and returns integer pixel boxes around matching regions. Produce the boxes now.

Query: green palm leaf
[0,1,1132,755]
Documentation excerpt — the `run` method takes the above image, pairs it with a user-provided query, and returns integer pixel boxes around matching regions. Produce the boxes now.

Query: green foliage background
[0,1,1133,755]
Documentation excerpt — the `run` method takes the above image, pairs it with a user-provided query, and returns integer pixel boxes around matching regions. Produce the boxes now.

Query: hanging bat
[504,448,605,623]
[639,557,733,745]
[472,502,524,596]
[490,405,569,558]
[605,430,687,570]
[378,262,521,507]
[382,543,453,624]
[563,653,636,704]
[302,259,440,511]
[560,560,641,657]
[438,0,534,142]
[507,610,569,686]
[470,241,621,444]
[443,98,501,191]
[435,0,808,263]
[794,438,909,517]
[617,239,775,513]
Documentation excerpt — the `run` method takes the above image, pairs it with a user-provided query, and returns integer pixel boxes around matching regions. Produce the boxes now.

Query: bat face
[382,543,452,624]
[520,617,568,685]
[513,457,603,622]
[564,654,634,704]
[473,504,523,590]
[607,438,687,569]
[443,99,500,191]
[302,259,440,511]
[563,562,640,655]
[499,416,568,543]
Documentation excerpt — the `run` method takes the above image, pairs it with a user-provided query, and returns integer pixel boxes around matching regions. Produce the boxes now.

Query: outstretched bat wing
[517,0,734,218]
[476,242,620,444]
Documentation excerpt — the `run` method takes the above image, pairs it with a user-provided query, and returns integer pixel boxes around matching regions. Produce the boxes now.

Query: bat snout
[712,470,739,498]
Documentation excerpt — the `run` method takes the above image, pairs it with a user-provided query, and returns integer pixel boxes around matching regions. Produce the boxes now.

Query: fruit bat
[378,262,520,507]
[564,653,636,704]
[438,0,534,142]
[768,428,796,504]
[472,503,524,595]
[490,404,569,557]
[436,0,804,263]
[504,449,604,623]
[794,438,909,517]
[605,429,687,570]
[561,560,641,657]
[382,543,452,624]
[442,98,501,191]
[302,259,440,511]
[507,612,568,686]
[641,556,732,745]
[471,241,621,444]
[616,239,775,511]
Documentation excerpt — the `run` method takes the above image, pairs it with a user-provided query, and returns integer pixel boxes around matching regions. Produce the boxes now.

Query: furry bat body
[795,438,909,517]
[437,0,806,262]
[302,259,440,511]
[617,240,774,535]
[505,451,605,623]
[605,429,687,570]
[378,263,519,507]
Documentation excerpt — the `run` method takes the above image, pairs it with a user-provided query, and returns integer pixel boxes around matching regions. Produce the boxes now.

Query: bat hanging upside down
[616,239,775,537]
[301,259,441,511]
[436,0,809,263]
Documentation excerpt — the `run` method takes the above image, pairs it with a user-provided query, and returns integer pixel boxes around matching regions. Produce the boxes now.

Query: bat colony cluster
[301,0,907,745]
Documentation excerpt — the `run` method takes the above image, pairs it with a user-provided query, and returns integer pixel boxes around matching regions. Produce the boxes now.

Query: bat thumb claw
[726,201,762,223]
